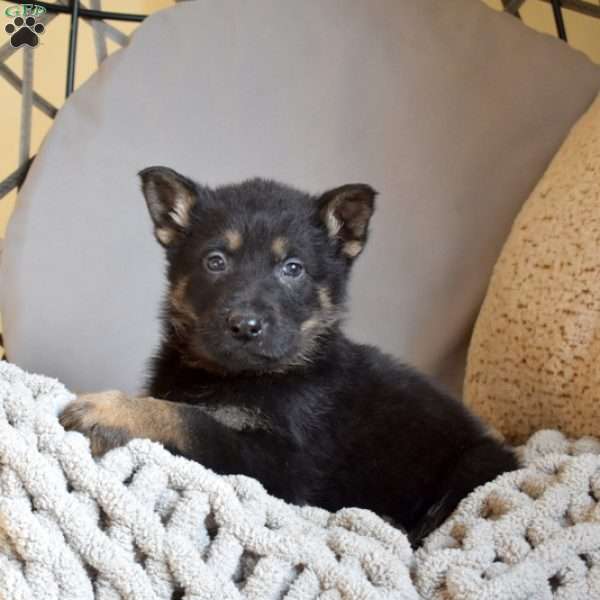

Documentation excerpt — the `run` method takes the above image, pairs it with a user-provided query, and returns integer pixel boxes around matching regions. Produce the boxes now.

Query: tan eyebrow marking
[272,236,288,260]
[224,229,242,251]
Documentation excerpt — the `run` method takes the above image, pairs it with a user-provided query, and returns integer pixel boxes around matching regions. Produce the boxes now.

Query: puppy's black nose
[228,313,263,340]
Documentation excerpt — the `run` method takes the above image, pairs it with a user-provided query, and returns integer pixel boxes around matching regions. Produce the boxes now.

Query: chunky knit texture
[416,430,600,599]
[0,361,416,600]
[2,362,600,599]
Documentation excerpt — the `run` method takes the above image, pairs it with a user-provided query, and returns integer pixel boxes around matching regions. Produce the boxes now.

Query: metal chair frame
[0,0,599,202]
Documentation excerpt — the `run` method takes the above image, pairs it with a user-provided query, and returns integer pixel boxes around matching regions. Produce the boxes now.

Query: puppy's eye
[205,252,227,272]
[281,259,304,278]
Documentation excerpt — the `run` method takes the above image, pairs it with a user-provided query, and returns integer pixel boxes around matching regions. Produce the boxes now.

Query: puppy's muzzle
[227,311,264,341]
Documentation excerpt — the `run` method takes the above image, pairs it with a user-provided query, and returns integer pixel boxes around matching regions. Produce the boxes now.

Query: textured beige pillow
[465,93,600,444]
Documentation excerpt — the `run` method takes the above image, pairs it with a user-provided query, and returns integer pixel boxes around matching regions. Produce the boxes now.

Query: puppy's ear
[138,166,197,247]
[318,184,377,259]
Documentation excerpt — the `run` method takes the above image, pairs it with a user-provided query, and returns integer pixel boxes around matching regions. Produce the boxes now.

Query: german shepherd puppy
[61,167,518,544]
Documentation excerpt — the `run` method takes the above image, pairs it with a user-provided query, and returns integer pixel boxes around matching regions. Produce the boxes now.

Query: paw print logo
[5,15,45,48]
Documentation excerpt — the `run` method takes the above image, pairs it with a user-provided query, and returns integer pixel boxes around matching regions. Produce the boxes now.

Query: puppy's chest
[187,381,332,437]
[197,403,271,432]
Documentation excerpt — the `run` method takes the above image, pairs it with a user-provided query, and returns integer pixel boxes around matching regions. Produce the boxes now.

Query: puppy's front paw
[60,391,134,456]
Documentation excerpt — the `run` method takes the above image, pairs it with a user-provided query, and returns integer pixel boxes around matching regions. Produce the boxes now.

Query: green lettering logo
[5,4,46,18]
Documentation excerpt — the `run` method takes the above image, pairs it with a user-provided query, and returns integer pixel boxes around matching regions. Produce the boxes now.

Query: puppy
[61,168,518,544]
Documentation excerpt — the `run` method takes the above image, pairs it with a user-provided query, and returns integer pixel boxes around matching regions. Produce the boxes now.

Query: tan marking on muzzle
[224,229,242,251]
[300,316,320,332]
[271,236,288,260]
[292,289,344,369]
[318,287,333,311]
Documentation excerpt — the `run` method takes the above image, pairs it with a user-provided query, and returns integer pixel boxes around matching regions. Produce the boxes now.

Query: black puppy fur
[65,168,518,545]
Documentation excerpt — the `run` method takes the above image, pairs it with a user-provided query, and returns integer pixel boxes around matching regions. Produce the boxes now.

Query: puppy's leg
[60,392,297,499]
[408,438,518,545]
[60,391,188,456]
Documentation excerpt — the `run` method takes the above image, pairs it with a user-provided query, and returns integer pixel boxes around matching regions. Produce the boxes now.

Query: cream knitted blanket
[1,361,599,599]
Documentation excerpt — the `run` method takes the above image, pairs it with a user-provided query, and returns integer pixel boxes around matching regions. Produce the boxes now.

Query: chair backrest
[1,0,598,394]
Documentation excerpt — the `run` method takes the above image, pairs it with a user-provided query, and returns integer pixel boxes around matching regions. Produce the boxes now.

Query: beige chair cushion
[465,93,600,443]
